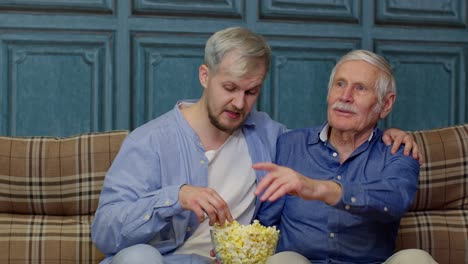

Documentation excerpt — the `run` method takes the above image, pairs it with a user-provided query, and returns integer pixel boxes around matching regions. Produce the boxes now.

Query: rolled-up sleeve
[333,147,420,222]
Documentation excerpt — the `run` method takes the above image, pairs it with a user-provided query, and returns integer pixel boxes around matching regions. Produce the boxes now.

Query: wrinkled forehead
[335,61,381,83]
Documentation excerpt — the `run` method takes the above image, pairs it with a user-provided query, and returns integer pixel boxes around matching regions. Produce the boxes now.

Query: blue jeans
[109,244,213,264]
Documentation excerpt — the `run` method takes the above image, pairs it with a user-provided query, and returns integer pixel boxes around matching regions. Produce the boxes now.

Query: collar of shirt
[314,122,376,144]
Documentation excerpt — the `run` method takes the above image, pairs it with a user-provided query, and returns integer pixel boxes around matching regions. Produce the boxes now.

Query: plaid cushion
[396,210,467,264]
[396,124,468,264]
[0,213,104,264]
[0,131,128,215]
[410,124,468,210]
[0,131,128,263]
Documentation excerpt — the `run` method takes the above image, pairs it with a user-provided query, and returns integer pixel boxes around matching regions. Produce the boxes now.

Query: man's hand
[210,249,219,263]
[178,185,233,226]
[253,162,341,205]
[253,162,305,202]
[382,128,423,165]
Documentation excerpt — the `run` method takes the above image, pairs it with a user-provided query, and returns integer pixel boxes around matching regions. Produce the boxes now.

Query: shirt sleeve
[256,131,288,227]
[333,147,420,222]
[256,197,285,227]
[91,133,184,255]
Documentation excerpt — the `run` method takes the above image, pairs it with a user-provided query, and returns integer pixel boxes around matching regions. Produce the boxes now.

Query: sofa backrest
[410,124,468,211]
[0,131,128,216]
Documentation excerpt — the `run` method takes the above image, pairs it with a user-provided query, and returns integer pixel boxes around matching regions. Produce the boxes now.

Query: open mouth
[225,110,241,119]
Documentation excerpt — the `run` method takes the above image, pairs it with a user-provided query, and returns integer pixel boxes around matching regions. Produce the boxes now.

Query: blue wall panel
[133,0,243,18]
[376,42,467,130]
[0,0,115,14]
[132,33,205,127]
[376,0,466,27]
[0,32,114,136]
[260,0,360,23]
[0,0,467,136]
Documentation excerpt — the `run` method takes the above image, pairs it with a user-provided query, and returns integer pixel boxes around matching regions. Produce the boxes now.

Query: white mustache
[332,102,358,114]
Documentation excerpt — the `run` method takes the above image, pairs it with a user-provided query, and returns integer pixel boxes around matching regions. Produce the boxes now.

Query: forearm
[334,158,419,222]
[92,185,184,254]
[301,177,342,205]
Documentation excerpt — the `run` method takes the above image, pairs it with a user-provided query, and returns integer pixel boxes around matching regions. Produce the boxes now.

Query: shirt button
[345,205,350,210]
[384,207,388,212]
[187,227,191,232]
[330,233,335,238]
[332,152,338,157]
[337,175,342,180]
[351,197,356,203]
[165,200,171,205]
[200,160,205,165]
[144,214,150,220]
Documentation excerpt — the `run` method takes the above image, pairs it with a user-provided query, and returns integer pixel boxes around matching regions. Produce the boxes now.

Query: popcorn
[211,220,279,264]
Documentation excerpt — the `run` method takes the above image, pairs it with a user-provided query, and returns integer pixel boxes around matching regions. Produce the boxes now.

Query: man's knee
[385,249,438,264]
[266,251,310,264]
[110,244,164,264]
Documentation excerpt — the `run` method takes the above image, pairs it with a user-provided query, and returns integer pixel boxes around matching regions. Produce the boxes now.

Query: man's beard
[208,107,244,134]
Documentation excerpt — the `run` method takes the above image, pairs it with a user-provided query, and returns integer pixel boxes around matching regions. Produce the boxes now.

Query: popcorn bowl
[211,220,279,264]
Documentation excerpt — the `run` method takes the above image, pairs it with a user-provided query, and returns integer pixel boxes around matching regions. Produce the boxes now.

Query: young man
[92,28,419,264]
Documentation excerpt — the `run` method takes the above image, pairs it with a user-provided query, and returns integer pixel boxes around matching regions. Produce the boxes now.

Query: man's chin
[220,123,242,134]
[329,120,355,131]
[219,119,245,133]
[209,112,246,133]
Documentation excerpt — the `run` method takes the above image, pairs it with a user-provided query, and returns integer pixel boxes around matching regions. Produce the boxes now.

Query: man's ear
[379,93,396,119]
[199,64,209,89]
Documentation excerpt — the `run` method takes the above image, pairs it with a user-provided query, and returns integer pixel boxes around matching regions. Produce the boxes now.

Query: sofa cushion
[396,124,468,264]
[410,124,468,210]
[396,210,467,264]
[0,131,128,216]
[0,213,105,263]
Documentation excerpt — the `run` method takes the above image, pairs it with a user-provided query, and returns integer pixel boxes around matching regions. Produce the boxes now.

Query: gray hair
[204,27,271,77]
[327,50,396,111]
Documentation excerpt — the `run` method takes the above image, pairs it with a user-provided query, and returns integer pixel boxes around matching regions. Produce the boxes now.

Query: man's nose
[232,92,245,110]
[340,86,353,102]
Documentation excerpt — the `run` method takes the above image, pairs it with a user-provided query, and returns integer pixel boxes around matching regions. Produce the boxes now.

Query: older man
[255,50,437,263]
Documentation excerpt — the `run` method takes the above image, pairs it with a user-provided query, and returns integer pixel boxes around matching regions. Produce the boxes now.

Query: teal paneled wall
[0,0,467,136]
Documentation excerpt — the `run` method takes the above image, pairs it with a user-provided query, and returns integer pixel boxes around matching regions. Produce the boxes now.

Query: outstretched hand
[178,185,233,226]
[253,162,306,202]
[253,162,342,205]
[382,128,423,165]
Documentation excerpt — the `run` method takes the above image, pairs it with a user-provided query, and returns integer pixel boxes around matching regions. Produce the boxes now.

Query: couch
[0,124,466,263]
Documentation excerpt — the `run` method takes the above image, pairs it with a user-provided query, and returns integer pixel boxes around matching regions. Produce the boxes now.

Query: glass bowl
[211,220,279,264]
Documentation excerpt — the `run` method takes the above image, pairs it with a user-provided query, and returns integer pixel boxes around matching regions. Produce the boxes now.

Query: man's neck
[329,128,372,163]
[180,101,233,151]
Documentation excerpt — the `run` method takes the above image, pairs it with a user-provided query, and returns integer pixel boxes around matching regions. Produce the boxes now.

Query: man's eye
[356,85,365,91]
[224,86,235,91]
[336,81,344,87]
[246,89,258,95]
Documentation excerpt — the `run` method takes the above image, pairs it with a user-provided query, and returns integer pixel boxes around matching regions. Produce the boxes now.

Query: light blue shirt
[91,100,287,263]
[257,124,420,264]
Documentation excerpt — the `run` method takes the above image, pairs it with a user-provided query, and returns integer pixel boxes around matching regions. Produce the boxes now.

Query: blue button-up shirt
[257,124,419,264]
[91,100,287,263]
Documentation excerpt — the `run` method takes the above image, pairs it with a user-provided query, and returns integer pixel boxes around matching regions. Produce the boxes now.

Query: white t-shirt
[174,129,256,257]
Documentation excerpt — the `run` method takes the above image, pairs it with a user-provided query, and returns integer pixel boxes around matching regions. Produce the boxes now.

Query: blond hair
[204,27,271,77]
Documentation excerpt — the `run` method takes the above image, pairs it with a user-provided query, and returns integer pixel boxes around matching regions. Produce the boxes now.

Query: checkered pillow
[396,124,468,264]
[0,131,128,263]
